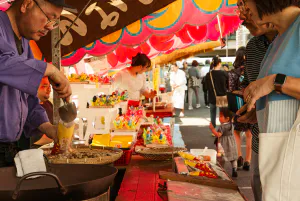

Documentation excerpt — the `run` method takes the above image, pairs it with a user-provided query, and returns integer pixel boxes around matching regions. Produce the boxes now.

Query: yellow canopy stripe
[151,41,221,65]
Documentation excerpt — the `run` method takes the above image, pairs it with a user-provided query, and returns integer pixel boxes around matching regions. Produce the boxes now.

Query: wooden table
[116,155,172,201]
[167,181,245,201]
[158,157,247,201]
[145,104,173,118]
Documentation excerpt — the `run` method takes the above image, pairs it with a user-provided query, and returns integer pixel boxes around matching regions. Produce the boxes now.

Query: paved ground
[173,89,254,201]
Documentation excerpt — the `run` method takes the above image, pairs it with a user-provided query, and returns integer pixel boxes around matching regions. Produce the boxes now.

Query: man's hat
[47,0,73,9]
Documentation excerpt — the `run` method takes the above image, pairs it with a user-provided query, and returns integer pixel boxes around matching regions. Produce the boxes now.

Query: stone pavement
[173,89,255,201]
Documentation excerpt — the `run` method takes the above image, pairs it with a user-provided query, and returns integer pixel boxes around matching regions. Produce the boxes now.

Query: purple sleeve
[0,35,47,96]
[23,95,49,138]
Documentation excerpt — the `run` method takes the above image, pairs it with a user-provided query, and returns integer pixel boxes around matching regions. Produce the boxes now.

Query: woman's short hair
[192,60,199,67]
[212,55,222,67]
[254,0,300,18]
[131,53,151,68]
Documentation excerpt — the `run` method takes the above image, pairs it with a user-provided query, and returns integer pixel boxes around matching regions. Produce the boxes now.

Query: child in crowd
[209,107,238,177]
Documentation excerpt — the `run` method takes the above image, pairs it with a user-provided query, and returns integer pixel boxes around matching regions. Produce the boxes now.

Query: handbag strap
[210,72,217,97]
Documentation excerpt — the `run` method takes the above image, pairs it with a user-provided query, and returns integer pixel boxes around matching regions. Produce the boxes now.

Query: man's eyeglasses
[237,0,248,14]
[33,0,59,29]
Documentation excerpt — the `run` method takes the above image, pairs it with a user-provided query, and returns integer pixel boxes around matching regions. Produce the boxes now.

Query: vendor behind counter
[113,53,157,105]
[18,77,54,150]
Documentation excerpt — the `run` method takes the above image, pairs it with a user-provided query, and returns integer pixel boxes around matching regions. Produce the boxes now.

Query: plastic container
[113,148,133,166]
[57,121,75,153]
[110,135,134,149]
[190,148,217,164]
[91,134,111,146]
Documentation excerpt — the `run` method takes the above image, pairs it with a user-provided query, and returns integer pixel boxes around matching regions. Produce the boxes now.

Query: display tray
[111,127,140,133]
[144,102,167,110]
[111,122,141,132]
[69,81,89,84]
[135,146,186,161]
[44,146,123,165]
[89,105,117,108]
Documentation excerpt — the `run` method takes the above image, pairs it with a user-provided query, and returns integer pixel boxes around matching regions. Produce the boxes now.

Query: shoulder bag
[259,108,300,201]
[210,72,228,107]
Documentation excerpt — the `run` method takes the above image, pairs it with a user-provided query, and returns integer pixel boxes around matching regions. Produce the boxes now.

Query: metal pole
[51,22,62,125]
[226,35,228,57]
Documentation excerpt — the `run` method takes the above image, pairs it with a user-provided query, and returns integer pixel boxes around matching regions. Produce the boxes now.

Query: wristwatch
[274,73,287,94]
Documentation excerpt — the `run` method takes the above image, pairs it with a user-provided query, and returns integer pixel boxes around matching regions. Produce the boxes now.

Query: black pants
[202,84,208,106]
[0,142,20,168]
[204,90,208,105]
[0,132,30,168]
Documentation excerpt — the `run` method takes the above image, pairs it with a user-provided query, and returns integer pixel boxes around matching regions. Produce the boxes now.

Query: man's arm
[23,95,49,138]
[24,95,58,143]
[0,36,47,95]
[0,32,71,100]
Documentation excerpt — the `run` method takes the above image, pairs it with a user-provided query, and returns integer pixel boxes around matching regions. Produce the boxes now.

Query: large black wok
[0,163,117,201]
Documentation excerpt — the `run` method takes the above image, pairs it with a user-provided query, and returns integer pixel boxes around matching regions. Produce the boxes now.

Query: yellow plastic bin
[91,134,111,146]
[110,135,133,149]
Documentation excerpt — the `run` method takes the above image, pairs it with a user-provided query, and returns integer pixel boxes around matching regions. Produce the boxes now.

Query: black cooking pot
[0,164,117,201]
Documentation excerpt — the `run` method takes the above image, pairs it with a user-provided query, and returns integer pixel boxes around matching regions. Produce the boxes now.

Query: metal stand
[51,22,61,125]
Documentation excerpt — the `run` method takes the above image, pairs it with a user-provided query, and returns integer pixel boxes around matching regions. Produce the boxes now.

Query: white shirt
[200,65,210,78]
[114,69,147,101]
[170,69,187,91]
[170,69,187,109]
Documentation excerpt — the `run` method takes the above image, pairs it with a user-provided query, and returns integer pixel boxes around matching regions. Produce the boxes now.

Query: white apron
[170,70,187,109]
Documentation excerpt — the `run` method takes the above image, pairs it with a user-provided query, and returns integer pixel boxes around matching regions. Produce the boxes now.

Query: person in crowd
[228,47,252,170]
[170,63,187,117]
[17,76,54,150]
[114,53,157,104]
[222,64,230,72]
[205,56,228,128]
[237,0,299,200]
[182,61,189,103]
[0,0,72,167]
[237,5,278,201]
[187,60,201,110]
[209,107,238,177]
[164,66,172,93]
[31,77,54,148]
[200,60,211,108]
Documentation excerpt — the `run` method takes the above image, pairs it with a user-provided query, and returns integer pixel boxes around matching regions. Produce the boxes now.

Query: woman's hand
[144,90,157,99]
[236,104,258,124]
[243,74,275,111]
[149,90,157,98]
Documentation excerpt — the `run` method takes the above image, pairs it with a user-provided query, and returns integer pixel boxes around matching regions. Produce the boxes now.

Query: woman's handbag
[210,72,228,107]
[259,109,300,201]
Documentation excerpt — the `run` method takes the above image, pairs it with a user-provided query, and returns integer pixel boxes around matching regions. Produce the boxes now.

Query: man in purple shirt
[0,0,72,167]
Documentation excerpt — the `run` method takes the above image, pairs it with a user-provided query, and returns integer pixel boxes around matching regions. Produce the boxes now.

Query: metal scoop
[58,99,77,123]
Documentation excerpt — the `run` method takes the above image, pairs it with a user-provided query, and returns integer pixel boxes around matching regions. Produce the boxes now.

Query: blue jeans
[210,104,217,128]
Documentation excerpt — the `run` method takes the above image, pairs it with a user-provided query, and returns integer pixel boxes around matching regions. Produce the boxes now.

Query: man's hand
[45,63,72,102]
[38,122,58,143]
[243,74,275,112]
[236,104,258,124]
